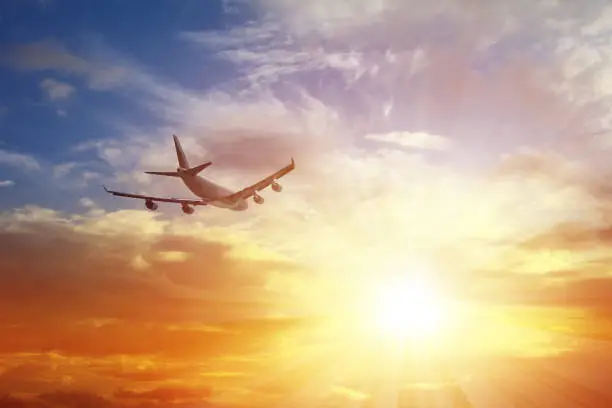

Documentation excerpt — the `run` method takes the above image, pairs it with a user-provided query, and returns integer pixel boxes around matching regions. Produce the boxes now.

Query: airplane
[103,134,295,214]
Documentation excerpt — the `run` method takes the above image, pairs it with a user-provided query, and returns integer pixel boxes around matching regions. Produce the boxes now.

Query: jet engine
[145,200,158,211]
[253,192,264,204]
[271,182,282,192]
[182,204,195,215]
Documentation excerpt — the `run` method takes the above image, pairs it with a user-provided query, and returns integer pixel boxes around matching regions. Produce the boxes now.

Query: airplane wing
[103,186,209,206]
[223,158,295,202]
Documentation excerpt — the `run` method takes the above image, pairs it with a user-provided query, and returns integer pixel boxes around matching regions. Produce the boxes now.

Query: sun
[369,275,453,340]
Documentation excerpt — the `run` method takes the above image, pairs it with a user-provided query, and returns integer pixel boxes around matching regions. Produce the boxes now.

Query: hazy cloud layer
[0,149,40,171]
[6,0,612,406]
[5,40,130,90]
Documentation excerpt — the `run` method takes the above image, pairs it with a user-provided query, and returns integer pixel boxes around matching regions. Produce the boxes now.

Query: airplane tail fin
[173,134,190,168]
[144,135,210,177]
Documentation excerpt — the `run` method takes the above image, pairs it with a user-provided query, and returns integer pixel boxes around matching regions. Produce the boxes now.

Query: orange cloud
[0,206,319,404]
[114,386,212,403]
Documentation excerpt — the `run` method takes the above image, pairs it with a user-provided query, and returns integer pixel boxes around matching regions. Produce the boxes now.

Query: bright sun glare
[371,275,453,340]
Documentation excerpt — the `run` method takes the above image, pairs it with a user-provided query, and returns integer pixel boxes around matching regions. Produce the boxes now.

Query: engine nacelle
[271,182,282,192]
[181,204,195,215]
[253,192,264,204]
[145,200,158,211]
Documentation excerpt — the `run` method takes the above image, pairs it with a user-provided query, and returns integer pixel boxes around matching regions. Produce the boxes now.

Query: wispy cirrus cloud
[6,1,612,274]
[4,39,130,90]
[37,1,612,269]
[364,131,453,151]
[0,149,40,171]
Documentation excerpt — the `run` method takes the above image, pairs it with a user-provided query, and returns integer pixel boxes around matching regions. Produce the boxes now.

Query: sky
[5,0,612,406]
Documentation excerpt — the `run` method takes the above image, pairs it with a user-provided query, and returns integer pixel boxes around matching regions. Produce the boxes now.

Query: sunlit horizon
[3,0,612,406]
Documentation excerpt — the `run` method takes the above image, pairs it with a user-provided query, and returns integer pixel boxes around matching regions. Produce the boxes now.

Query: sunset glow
[370,275,453,340]
[3,0,612,406]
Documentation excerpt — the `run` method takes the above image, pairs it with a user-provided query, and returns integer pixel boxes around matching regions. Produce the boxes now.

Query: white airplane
[103,134,295,214]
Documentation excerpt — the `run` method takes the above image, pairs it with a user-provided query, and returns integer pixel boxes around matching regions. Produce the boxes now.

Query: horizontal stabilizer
[185,161,212,176]
[145,171,180,177]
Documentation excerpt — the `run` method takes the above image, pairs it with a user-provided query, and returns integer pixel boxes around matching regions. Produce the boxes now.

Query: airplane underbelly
[183,177,224,199]
[182,177,247,211]
[210,199,248,211]
[210,201,232,209]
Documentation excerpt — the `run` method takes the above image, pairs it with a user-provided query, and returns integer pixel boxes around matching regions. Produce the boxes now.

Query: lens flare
[369,275,453,340]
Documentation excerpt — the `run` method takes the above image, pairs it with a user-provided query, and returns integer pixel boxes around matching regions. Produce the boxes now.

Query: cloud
[494,149,584,182]
[329,385,369,401]
[79,197,96,208]
[8,0,612,345]
[229,0,470,38]
[4,40,130,90]
[8,2,611,295]
[520,222,612,252]
[53,162,78,179]
[38,392,116,408]
[364,131,453,151]
[0,391,222,408]
[11,0,602,196]
[0,204,327,404]
[0,149,40,171]
[181,24,368,87]
[0,180,14,187]
[158,0,591,165]
[49,162,103,188]
[0,395,48,408]
[12,1,612,405]
[114,386,212,403]
[39,78,75,100]
[0,205,308,357]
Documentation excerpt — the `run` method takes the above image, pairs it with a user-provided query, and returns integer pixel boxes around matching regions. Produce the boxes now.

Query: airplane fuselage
[178,170,248,211]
